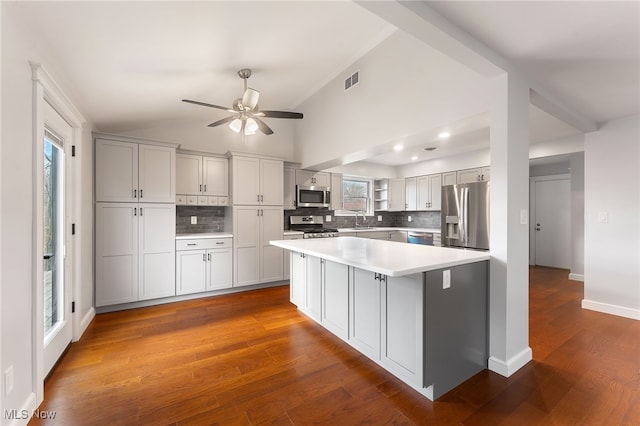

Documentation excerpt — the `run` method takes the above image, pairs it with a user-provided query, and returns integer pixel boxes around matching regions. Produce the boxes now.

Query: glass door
[42,101,73,376]
[43,133,64,339]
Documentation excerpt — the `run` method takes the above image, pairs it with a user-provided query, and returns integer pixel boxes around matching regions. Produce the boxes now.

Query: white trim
[568,273,584,282]
[582,299,640,320]
[488,346,532,377]
[4,392,37,426]
[31,63,86,406]
[78,307,96,340]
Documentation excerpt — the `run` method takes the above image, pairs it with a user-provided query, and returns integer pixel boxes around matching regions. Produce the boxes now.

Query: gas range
[289,215,339,238]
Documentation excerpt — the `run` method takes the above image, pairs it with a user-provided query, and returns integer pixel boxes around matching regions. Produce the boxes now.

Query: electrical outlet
[377,215,382,221]
[408,215,412,222]
[5,365,14,396]
[325,215,332,222]
[443,270,451,289]
[191,216,197,225]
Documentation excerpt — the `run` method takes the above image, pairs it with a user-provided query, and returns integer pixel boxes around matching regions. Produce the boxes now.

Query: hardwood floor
[31,267,639,425]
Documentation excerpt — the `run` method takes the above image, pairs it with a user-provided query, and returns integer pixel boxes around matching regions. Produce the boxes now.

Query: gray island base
[270,237,489,400]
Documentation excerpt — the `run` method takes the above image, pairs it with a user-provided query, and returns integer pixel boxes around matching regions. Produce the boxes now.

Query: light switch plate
[191,216,197,225]
[408,216,412,222]
[520,209,528,225]
[377,215,382,221]
[325,215,332,222]
[443,270,451,289]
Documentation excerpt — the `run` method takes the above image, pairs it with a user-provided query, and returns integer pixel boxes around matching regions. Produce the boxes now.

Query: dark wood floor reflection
[30,267,639,425]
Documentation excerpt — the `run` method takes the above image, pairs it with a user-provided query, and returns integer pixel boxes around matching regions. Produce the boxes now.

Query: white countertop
[176,232,233,240]
[270,236,488,277]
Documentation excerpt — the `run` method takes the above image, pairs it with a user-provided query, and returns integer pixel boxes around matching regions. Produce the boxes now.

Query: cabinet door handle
[216,241,224,245]
[204,185,207,192]
[200,184,202,192]
[208,253,211,261]
[140,207,143,216]
[261,194,264,202]
[133,189,137,198]
[140,189,143,198]
[203,253,206,261]
[187,243,197,246]
[134,207,137,216]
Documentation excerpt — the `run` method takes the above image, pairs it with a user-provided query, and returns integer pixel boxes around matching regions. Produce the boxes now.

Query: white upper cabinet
[388,178,406,212]
[176,154,203,195]
[405,177,417,211]
[95,139,138,202]
[203,157,228,196]
[176,153,228,202]
[95,137,175,203]
[283,165,297,210]
[457,167,490,184]
[296,169,330,187]
[442,172,457,186]
[231,155,283,206]
[138,144,176,203]
[417,174,442,211]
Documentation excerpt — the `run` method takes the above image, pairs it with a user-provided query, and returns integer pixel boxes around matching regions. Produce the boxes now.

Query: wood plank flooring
[30,267,639,425]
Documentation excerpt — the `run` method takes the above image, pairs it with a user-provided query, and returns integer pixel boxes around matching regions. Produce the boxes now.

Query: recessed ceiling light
[438,131,450,139]
[411,155,418,161]
[393,144,403,151]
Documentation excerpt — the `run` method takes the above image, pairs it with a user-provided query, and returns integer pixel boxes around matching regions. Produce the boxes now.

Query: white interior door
[42,102,73,376]
[534,177,571,269]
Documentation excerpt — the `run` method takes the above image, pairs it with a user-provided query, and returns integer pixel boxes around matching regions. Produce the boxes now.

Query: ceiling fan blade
[182,99,233,111]
[254,117,274,135]
[260,110,303,119]
[207,116,236,127]
[242,88,260,110]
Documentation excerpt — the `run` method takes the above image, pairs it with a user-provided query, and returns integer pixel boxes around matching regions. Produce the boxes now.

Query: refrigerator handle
[461,187,469,244]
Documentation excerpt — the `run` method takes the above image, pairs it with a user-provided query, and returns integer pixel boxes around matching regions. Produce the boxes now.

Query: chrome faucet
[355,211,367,228]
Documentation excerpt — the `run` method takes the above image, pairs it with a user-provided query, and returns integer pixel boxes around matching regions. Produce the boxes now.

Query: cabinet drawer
[176,238,233,251]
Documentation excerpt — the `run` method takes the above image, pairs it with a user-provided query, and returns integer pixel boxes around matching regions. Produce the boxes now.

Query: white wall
[583,115,640,319]
[1,3,94,419]
[295,30,490,170]
[119,117,295,161]
[325,161,399,179]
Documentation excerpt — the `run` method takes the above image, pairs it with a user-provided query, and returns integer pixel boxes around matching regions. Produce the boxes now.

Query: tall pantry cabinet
[94,134,178,307]
[230,154,284,287]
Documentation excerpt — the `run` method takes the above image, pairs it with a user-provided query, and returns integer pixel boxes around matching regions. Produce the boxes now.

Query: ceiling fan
[182,68,303,136]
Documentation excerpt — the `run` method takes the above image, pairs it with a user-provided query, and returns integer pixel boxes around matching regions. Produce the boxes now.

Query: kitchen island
[270,236,490,400]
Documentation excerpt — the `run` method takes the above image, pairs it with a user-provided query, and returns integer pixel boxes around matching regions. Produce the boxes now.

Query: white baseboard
[488,346,532,377]
[582,299,640,320]
[5,391,37,426]
[78,307,96,340]
[568,273,584,281]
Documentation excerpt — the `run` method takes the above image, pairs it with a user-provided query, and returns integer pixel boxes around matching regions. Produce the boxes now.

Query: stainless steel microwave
[296,185,331,208]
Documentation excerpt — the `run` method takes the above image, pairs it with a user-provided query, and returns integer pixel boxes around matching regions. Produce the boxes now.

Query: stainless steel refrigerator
[441,181,490,250]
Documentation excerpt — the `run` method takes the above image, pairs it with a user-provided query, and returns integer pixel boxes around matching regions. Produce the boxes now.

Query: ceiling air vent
[344,71,359,91]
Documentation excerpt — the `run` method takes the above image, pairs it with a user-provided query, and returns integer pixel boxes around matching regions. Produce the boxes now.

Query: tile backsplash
[176,206,226,234]
[284,208,441,230]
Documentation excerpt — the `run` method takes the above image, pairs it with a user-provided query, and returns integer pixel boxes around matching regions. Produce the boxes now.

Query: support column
[489,72,532,376]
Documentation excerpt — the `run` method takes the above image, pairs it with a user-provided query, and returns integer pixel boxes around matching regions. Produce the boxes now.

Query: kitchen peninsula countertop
[270,236,488,277]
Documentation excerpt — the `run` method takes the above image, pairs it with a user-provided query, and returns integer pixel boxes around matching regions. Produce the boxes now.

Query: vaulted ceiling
[7,1,638,165]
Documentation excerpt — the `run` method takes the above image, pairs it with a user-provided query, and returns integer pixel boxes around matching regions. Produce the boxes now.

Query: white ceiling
[8,1,639,166]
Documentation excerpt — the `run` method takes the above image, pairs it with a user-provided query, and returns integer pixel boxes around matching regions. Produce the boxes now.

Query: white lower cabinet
[96,203,175,307]
[175,238,233,295]
[305,256,323,321]
[321,261,349,340]
[380,274,424,387]
[290,252,306,307]
[348,268,381,360]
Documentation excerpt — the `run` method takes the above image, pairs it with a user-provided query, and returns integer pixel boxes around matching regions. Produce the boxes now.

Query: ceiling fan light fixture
[229,118,242,133]
[242,88,260,110]
[245,118,258,135]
